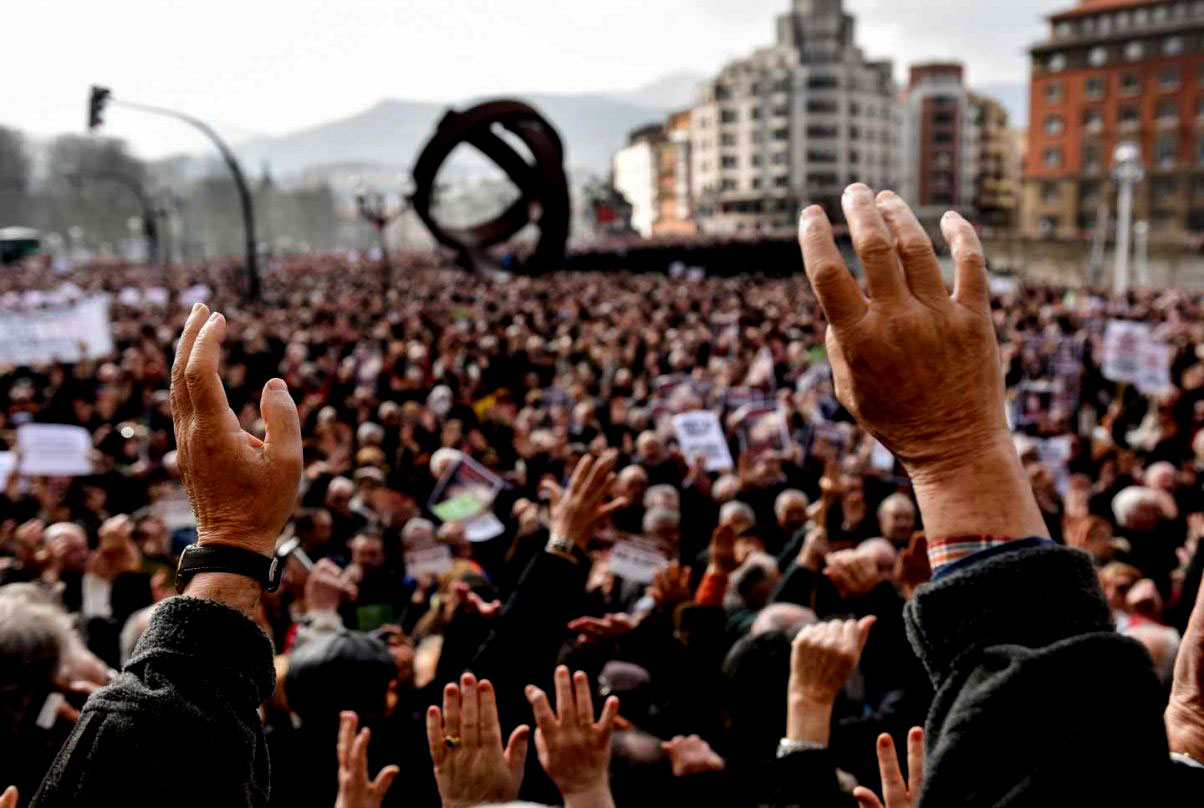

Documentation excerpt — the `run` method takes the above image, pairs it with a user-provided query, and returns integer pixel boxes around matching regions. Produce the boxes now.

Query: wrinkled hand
[649,561,693,610]
[548,451,628,548]
[787,616,875,745]
[853,729,925,808]
[335,711,399,808]
[661,734,725,776]
[526,666,619,803]
[447,580,502,621]
[91,514,141,579]
[894,533,931,600]
[1167,569,1204,762]
[426,673,529,808]
[707,524,738,575]
[798,527,830,572]
[307,558,357,612]
[171,304,302,555]
[568,613,637,644]
[823,549,883,600]
[799,187,1003,473]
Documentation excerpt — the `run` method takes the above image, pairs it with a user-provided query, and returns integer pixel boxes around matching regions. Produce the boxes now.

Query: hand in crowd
[334,711,399,808]
[306,558,358,612]
[568,613,637,644]
[0,786,16,808]
[89,514,140,580]
[852,728,925,808]
[648,561,693,610]
[894,533,931,600]
[661,734,726,776]
[707,524,739,575]
[798,527,830,572]
[525,666,619,808]
[787,616,876,746]
[823,549,883,600]
[1167,564,1204,762]
[548,451,627,549]
[170,303,302,557]
[426,673,530,808]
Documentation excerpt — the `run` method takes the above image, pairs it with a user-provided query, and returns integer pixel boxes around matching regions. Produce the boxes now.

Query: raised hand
[548,450,628,549]
[799,187,1047,542]
[649,561,693,610]
[852,728,925,808]
[661,734,725,776]
[707,524,739,575]
[525,666,619,807]
[171,303,302,555]
[426,673,529,808]
[823,549,883,600]
[787,616,875,745]
[1166,565,1204,762]
[335,712,399,808]
[568,613,637,644]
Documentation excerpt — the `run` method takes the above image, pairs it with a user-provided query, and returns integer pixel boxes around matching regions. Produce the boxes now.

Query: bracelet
[777,737,825,758]
[1171,752,1204,769]
[546,534,579,562]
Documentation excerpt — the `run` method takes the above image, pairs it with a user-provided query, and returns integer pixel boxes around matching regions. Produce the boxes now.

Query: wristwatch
[546,534,588,564]
[176,543,284,594]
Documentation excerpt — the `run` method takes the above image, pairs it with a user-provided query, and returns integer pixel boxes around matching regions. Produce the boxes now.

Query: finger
[425,705,446,766]
[799,206,868,330]
[856,615,877,653]
[170,303,209,426]
[184,312,235,426]
[852,786,885,808]
[596,496,628,519]
[460,673,479,746]
[526,685,558,730]
[572,670,595,726]
[261,378,302,469]
[351,727,371,781]
[371,765,400,798]
[442,682,461,742]
[941,211,989,311]
[553,665,574,723]
[876,190,947,300]
[337,711,356,770]
[567,455,594,496]
[478,679,503,747]
[907,726,926,796]
[595,694,620,734]
[0,787,16,808]
[504,724,531,784]
[875,733,908,805]
[583,451,617,501]
[842,184,908,302]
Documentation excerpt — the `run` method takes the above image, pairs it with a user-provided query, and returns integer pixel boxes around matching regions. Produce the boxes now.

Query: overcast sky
[4,0,1061,157]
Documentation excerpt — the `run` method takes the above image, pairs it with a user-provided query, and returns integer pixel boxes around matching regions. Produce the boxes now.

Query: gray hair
[774,489,809,518]
[402,517,436,543]
[719,500,756,528]
[643,484,680,510]
[751,602,817,637]
[724,551,778,610]
[0,596,72,709]
[642,507,681,534]
[356,421,386,446]
[1112,486,1159,527]
[120,603,162,666]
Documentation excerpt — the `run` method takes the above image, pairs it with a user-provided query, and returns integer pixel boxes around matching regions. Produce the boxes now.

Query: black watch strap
[176,543,282,594]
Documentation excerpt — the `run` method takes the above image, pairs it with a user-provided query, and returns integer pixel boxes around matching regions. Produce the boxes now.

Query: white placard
[608,539,668,585]
[1137,341,1173,396]
[404,544,454,577]
[1101,320,1151,385]
[672,410,734,472]
[0,451,15,488]
[16,424,92,477]
[870,440,895,473]
[464,511,506,543]
[0,296,113,366]
[178,284,212,306]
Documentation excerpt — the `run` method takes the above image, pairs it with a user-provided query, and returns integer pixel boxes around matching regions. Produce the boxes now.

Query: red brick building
[1024,0,1204,239]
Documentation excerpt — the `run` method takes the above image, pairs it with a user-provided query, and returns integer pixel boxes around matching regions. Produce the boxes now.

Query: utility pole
[1112,142,1143,296]
[88,85,260,301]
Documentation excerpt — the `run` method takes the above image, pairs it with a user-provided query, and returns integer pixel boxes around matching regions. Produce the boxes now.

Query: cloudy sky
[4,0,1061,156]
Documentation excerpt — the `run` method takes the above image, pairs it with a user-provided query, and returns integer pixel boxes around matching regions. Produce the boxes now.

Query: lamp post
[355,188,404,294]
[1112,142,1144,296]
[87,85,260,301]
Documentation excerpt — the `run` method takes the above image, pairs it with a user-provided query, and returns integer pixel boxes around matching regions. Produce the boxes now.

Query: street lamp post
[1112,142,1144,296]
[87,85,261,301]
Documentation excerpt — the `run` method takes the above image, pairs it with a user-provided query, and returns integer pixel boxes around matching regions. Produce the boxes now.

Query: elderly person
[876,492,917,548]
[1112,485,1181,596]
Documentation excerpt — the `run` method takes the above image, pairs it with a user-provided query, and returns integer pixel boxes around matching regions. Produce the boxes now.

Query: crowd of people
[2,185,1204,806]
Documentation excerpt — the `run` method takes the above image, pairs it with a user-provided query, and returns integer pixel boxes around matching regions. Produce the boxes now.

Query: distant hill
[228,73,708,181]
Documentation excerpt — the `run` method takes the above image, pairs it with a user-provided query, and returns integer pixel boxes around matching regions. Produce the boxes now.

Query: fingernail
[267,378,286,392]
[207,311,220,323]
[190,302,202,314]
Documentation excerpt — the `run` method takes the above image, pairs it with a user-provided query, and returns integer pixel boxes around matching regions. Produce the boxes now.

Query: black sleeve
[32,597,276,808]
[904,544,1179,806]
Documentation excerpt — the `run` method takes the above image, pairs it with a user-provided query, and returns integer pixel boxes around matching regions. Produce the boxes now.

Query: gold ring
[444,735,462,749]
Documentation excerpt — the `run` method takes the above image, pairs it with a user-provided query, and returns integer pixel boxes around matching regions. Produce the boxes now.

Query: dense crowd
[2,207,1204,806]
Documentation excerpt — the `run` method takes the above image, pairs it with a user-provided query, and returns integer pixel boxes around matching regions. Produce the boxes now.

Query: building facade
[901,64,979,218]
[612,114,698,238]
[1025,0,1204,239]
[612,125,662,237]
[689,0,901,235]
[972,92,1021,229]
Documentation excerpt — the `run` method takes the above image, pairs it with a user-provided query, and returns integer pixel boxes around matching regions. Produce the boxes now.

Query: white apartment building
[612,129,659,237]
[690,0,902,235]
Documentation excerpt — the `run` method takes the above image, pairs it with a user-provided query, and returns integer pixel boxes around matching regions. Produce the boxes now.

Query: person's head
[876,493,916,546]
[643,484,680,512]
[617,465,650,505]
[1144,461,1177,494]
[1099,562,1142,612]
[750,602,817,637]
[325,477,355,514]
[356,422,385,448]
[296,509,333,548]
[1124,623,1180,684]
[719,500,756,535]
[774,489,809,536]
[401,517,436,546]
[0,594,72,738]
[1066,515,1115,564]
[350,533,386,571]
[724,551,780,611]
[44,522,88,573]
[858,537,899,580]
[1112,486,1161,532]
[636,431,666,465]
[119,603,160,666]
[642,507,681,547]
[712,474,741,504]
[429,448,462,480]
[285,630,397,725]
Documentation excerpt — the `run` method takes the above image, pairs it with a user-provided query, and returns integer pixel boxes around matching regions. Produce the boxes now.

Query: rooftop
[1050,0,1164,21]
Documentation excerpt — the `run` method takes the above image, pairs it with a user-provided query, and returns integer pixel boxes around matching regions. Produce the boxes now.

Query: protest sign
[429,456,506,542]
[608,538,668,584]
[0,296,113,366]
[672,410,734,472]
[1101,320,1150,385]
[738,405,791,457]
[0,451,15,488]
[1136,341,1173,396]
[16,424,92,477]
[403,543,454,577]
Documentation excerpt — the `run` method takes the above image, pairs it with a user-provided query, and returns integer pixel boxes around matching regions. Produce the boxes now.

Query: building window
[721,178,737,191]
[772,151,789,165]
[772,105,790,117]
[1084,143,1103,171]
[1157,135,1178,167]
[806,150,837,163]
[1088,46,1108,66]
[774,175,790,188]
[1055,21,1072,37]
[1085,76,1106,99]
[1081,180,1100,202]
[1121,73,1141,95]
[1134,8,1150,24]
[934,131,954,144]
[1044,147,1063,167]
[1119,105,1140,125]
[751,154,763,167]
[1040,216,1061,232]
[772,128,789,141]
[750,107,762,120]
[1158,100,1180,121]
[720,133,737,147]
[935,152,953,168]
[1044,115,1065,135]
[807,75,839,90]
[1193,175,1204,196]
[1045,82,1064,103]
[1153,177,1178,198]
[1159,69,1181,91]
[1165,35,1185,55]
[721,155,737,169]
[807,99,838,114]
[1083,108,1104,130]
[720,108,738,124]
[1041,182,1061,202]
[751,177,761,189]
[1124,41,1144,61]
[1048,52,1067,72]
[806,125,838,138]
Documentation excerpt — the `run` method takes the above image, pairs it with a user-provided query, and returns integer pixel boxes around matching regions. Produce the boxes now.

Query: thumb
[260,378,302,468]
[505,724,530,781]
[371,765,400,797]
[856,615,877,653]
[0,787,17,808]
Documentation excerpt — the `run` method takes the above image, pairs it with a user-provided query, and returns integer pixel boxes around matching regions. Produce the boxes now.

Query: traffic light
[88,86,111,131]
